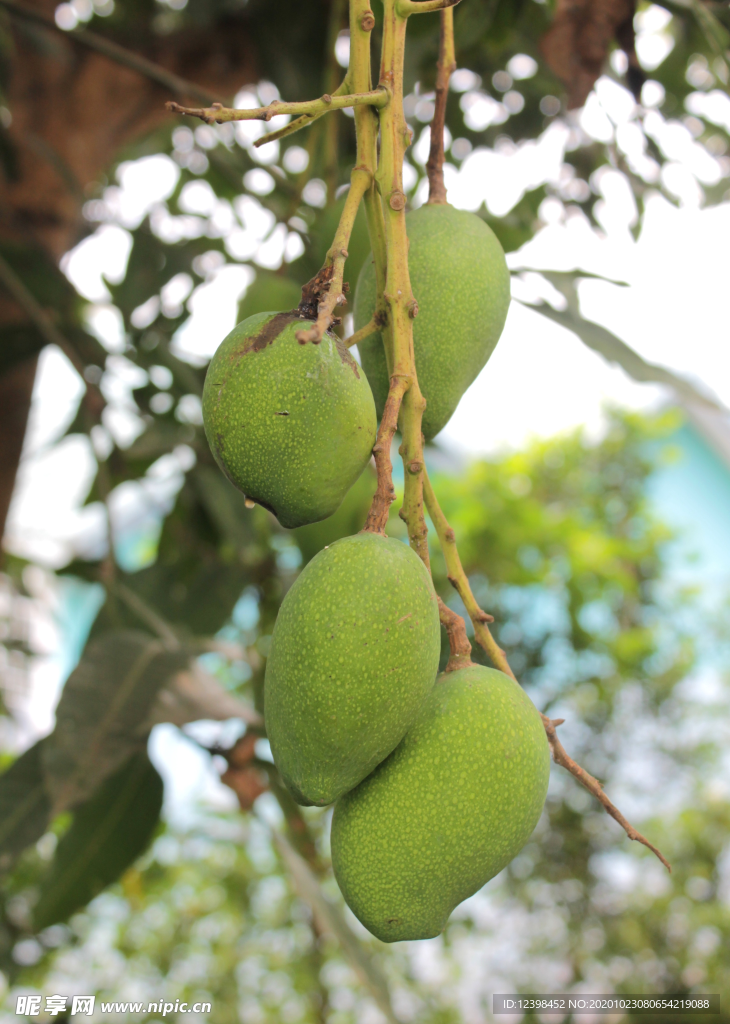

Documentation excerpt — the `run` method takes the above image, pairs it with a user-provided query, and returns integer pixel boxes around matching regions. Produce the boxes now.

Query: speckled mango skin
[202,311,377,529]
[354,205,510,439]
[264,533,441,807]
[331,665,550,942]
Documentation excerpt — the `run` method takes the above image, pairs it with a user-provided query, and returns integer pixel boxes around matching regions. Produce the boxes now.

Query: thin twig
[343,314,384,348]
[254,112,321,147]
[363,376,408,534]
[541,716,671,871]
[422,468,671,871]
[0,251,104,419]
[252,77,356,150]
[426,7,456,204]
[0,0,219,105]
[396,0,463,14]
[167,87,388,126]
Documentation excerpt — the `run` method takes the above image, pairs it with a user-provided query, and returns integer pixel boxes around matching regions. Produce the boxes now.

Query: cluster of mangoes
[202,203,550,942]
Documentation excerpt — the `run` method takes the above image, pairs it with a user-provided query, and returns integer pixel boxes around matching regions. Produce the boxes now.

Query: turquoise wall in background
[649,422,730,591]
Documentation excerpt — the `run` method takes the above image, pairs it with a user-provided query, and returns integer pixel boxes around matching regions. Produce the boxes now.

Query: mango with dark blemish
[354,204,510,439]
[331,664,549,941]
[264,532,441,806]
[202,311,377,529]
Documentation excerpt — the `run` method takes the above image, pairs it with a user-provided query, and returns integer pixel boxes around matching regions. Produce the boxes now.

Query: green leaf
[272,829,402,1024]
[523,275,725,413]
[33,749,163,930]
[142,663,263,729]
[191,465,261,552]
[0,740,52,870]
[42,631,188,814]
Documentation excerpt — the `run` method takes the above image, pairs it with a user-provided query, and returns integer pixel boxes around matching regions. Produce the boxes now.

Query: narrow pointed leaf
[273,829,402,1024]
[525,297,724,412]
[42,631,188,813]
[0,740,52,869]
[141,663,263,730]
[33,749,163,930]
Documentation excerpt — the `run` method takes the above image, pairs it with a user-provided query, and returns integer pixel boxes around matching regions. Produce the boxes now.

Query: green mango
[292,466,376,565]
[354,204,511,439]
[202,312,376,529]
[331,664,550,941]
[237,270,302,322]
[264,532,441,806]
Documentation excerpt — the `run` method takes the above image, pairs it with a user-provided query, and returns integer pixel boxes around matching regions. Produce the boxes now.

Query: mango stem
[363,375,408,534]
[438,597,473,670]
[426,7,456,205]
[296,166,372,343]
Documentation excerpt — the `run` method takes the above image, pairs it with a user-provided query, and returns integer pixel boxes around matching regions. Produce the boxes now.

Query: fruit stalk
[357,0,474,658]
[426,7,455,205]
[296,166,372,343]
[351,0,389,346]
[437,596,473,671]
[363,377,408,534]
[296,0,383,346]
[422,468,671,870]
[362,0,430,569]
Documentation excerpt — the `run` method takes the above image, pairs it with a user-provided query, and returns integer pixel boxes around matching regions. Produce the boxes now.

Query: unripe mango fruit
[354,205,510,439]
[264,532,441,806]
[202,312,377,529]
[331,664,550,941]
